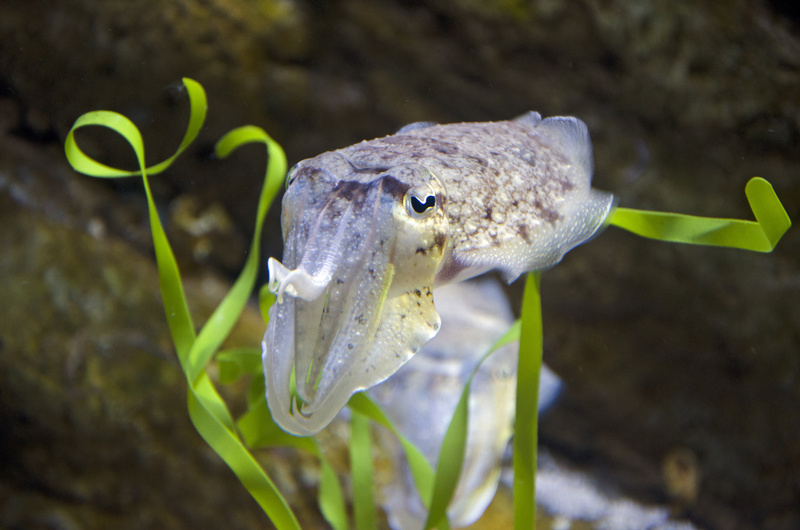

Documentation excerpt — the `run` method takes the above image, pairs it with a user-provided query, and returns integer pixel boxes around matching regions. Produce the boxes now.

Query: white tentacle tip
[267,257,331,303]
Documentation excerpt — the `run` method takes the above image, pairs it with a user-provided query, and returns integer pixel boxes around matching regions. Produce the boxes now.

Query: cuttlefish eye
[405,186,437,219]
[285,163,301,188]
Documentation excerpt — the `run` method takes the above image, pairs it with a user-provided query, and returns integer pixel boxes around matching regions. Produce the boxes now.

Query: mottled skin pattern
[264,112,613,435]
[339,114,612,282]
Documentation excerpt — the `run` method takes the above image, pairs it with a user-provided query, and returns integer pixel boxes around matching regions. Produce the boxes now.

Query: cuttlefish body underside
[264,111,614,435]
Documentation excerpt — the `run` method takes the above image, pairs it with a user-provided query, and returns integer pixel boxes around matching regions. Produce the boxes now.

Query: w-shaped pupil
[411,194,435,214]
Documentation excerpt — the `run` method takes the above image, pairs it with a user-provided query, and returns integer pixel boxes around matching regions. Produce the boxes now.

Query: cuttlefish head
[263,154,449,435]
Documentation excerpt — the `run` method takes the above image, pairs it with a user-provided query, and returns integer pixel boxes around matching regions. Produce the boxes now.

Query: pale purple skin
[264,112,614,435]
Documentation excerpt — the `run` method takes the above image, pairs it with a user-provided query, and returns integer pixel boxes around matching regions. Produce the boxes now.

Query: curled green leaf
[64,78,300,530]
[184,126,286,384]
[609,177,791,252]
[217,347,263,384]
[65,77,207,179]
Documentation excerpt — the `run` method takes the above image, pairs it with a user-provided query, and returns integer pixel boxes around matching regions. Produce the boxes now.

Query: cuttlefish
[370,278,562,529]
[264,111,613,435]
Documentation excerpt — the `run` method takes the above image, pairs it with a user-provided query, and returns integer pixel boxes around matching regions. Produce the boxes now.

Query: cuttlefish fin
[535,116,594,182]
[396,121,438,134]
[513,111,543,127]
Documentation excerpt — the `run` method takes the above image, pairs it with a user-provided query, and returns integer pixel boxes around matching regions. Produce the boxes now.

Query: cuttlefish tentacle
[264,113,613,435]
[297,179,390,405]
[268,185,358,302]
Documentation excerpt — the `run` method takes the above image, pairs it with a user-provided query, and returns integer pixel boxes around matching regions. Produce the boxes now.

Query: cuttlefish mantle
[263,112,614,435]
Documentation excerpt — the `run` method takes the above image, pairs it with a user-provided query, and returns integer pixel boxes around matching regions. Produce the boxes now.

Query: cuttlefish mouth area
[264,171,447,435]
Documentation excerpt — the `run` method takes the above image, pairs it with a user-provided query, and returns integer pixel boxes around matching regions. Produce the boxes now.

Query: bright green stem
[351,410,377,530]
[514,271,543,530]
[348,392,437,510]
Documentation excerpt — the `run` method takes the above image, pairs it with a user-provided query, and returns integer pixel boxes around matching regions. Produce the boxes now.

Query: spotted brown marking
[556,178,576,192]
[517,223,531,243]
[377,175,412,200]
[434,143,459,155]
[541,208,560,223]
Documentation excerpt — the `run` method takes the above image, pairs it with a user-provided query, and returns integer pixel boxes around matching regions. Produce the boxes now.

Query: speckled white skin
[264,112,613,435]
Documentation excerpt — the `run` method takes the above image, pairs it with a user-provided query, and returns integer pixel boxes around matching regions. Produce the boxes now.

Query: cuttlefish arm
[264,162,448,435]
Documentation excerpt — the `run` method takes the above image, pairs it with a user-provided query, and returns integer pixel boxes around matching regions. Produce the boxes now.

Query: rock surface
[1,1,799,529]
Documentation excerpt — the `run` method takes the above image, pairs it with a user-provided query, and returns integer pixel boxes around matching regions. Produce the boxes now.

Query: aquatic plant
[65,78,790,529]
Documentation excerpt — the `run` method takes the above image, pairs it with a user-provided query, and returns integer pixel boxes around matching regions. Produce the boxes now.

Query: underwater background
[1,1,798,528]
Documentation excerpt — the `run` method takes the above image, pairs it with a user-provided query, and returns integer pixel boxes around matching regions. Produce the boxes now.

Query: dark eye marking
[286,164,300,187]
[410,194,436,214]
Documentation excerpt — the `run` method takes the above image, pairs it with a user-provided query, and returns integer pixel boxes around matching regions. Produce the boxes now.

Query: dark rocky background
[1,0,798,528]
